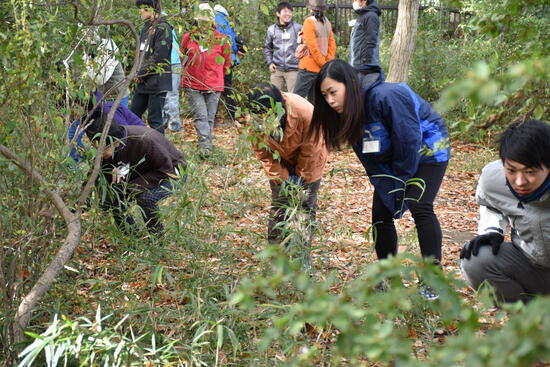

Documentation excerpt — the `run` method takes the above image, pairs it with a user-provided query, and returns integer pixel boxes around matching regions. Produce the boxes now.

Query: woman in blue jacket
[309,60,450,295]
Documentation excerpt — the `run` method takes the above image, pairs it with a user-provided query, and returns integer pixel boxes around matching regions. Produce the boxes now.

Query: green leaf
[533,104,544,119]
[259,4,269,15]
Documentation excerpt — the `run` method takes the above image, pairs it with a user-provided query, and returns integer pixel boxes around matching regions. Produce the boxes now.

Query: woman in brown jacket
[292,0,336,101]
[244,83,328,270]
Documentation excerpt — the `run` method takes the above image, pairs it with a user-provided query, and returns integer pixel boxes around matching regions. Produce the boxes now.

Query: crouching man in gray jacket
[460,119,550,303]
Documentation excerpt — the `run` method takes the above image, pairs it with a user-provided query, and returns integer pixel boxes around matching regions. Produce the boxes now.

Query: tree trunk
[386,0,419,83]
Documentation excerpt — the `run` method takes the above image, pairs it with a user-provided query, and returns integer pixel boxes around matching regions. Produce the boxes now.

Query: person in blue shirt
[309,59,450,299]
[212,3,244,122]
[162,26,183,132]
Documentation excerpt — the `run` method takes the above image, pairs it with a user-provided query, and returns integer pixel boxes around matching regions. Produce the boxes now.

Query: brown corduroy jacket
[253,93,328,184]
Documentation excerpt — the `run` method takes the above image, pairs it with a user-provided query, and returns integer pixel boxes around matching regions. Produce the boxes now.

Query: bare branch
[2,2,146,337]
[0,144,81,337]
[76,17,143,209]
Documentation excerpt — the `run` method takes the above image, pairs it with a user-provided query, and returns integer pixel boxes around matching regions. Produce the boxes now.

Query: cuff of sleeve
[481,227,504,235]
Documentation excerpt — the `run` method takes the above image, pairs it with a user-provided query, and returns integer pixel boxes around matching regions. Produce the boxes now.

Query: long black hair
[309,59,364,151]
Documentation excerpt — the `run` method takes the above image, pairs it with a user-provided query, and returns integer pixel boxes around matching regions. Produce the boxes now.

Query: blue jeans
[163,64,182,130]
[184,88,221,150]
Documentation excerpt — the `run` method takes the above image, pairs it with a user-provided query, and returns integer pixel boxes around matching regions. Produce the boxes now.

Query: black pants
[372,162,448,262]
[268,179,321,247]
[101,180,173,235]
[130,91,167,134]
[292,69,318,102]
[220,67,237,120]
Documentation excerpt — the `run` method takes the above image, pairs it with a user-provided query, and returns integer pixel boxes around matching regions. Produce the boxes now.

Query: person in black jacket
[349,0,381,68]
[85,113,186,235]
[130,0,172,134]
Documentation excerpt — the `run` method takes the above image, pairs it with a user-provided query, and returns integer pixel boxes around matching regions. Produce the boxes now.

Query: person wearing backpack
[263,2,302,92]
[292,0,336,101]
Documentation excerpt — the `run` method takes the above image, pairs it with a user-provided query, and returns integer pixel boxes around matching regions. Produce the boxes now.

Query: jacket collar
[506,173,550,203]
[357,64,384,93]
[354,2,382,16]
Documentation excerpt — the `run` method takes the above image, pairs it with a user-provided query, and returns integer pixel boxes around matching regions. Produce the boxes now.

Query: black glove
[460,232,504,260]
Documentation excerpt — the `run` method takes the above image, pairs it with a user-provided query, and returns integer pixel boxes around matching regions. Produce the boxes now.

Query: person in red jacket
[180,3,231,158]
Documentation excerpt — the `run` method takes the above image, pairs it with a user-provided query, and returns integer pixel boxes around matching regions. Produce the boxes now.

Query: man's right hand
[269,64,277,73]
[460,232,504,260]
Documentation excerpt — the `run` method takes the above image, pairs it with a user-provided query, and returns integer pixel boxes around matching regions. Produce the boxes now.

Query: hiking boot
[198,147,211,159]
[418,284,439,301]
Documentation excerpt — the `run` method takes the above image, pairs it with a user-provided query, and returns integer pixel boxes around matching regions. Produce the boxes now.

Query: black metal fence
[289,1,472,45]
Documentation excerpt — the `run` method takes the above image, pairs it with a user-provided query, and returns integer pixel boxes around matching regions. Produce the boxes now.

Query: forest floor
[68,119,501,364]
[167,121,495,291]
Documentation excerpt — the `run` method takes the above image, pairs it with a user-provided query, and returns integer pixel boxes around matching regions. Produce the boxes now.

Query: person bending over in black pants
[309,59,450,299]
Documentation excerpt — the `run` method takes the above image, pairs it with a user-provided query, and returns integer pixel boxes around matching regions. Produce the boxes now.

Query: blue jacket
[214,10,239,65]
[352,66,450,218]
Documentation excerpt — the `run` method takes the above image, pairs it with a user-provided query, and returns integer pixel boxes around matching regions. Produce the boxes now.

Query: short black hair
[135,0,159,11]
[245,83,285,114]
[499,119,550,169]
[245,83,287,130]
[277,2,292,13]
[85,113,125,143]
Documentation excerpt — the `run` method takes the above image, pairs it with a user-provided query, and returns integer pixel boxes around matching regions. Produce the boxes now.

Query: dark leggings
[102,180,173,235]
[372,162,448,262]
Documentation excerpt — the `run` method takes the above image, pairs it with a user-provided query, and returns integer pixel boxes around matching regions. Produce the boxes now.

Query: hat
[195,3,215,21]
[213,4,229,16]
[83,28,101,44]
[306,0,325,11]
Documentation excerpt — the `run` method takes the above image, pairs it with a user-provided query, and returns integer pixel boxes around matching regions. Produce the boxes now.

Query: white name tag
[348,19,357,27]
[362,138,380,153]
[282,31,290,40]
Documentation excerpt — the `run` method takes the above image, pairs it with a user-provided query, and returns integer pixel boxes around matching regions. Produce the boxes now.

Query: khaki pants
[270,69,298,93]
